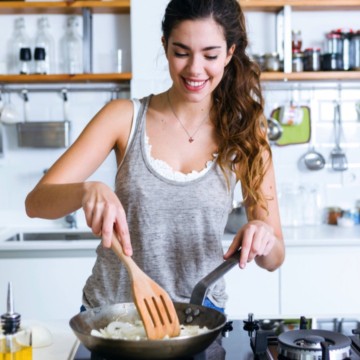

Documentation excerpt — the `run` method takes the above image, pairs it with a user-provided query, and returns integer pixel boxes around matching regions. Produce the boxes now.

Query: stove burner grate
[278,329,352,360]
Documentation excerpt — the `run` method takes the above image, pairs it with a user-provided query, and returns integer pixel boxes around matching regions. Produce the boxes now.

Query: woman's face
[165,18,235,103]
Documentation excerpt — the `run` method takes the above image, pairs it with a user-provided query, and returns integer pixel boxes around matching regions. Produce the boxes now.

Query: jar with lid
[292,30,302,52]
[326,31,343,54]
[325,207,342,225]
[264,53,281,72]
[292,50,304,72]
[350,31,360,70]
[321,53,343,71]
[303,48,321,71]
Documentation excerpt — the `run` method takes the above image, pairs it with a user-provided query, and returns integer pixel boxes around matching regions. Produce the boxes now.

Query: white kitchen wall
[0,2,359,230]
[130,0,360,227]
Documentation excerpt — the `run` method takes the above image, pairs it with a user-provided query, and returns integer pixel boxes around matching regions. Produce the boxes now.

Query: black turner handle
[190,250,241,306]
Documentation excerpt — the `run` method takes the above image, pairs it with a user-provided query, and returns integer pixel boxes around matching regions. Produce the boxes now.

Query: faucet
[65,212,77,229]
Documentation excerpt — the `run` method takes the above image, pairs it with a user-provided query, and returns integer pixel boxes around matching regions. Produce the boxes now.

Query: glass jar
[292,30,302,52]
[303,48,321,71]
[326,31,343,54]
[350,31,360,70]
[292,51,304,72]
[264,53,281,72]
[321,53,343,71]
[325,207,342,225]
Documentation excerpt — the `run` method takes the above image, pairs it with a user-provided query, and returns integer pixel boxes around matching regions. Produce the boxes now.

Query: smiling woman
[25,0,284,318]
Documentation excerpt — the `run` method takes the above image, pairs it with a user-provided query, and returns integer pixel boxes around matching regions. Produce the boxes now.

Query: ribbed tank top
[82,95,237,309]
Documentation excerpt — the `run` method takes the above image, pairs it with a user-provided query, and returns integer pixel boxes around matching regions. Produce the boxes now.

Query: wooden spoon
[110,234,180,340]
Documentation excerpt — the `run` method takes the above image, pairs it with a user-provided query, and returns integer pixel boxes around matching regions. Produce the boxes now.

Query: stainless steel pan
[69,250,240,359]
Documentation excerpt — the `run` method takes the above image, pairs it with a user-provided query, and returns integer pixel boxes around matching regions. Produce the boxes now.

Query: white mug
[0,102,20,124]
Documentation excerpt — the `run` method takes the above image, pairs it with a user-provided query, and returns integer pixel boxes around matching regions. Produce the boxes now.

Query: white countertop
[0,225,359,252]
[20,319,78,360]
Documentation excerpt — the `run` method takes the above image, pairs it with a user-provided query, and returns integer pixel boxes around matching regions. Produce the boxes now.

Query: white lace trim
[144,135,216,182]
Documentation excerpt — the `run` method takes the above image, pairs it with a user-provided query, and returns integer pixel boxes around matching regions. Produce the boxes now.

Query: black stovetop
[73,316,360,360]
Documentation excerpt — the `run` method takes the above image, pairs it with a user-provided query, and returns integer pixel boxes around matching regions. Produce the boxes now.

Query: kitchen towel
[271,106,311,146]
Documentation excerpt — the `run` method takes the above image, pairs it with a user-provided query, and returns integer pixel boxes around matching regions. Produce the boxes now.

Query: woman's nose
[187,55,203,76]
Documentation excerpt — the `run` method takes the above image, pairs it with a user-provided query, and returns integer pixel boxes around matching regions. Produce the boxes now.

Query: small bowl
[225,202,248,234]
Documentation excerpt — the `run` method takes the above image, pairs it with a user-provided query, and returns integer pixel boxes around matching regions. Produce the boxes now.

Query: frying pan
[69,250,241,359]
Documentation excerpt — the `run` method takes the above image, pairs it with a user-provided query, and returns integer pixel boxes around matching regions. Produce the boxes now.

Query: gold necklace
[167,91,209,143]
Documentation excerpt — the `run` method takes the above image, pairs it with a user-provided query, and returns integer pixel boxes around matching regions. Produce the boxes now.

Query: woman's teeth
[185,80,206,87]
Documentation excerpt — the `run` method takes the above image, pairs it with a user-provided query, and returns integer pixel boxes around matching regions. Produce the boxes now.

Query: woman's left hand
[223,220,276,269]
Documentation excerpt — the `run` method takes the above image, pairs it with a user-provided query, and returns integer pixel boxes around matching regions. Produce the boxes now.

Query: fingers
[81,182,132,255]
[225,221,276,269]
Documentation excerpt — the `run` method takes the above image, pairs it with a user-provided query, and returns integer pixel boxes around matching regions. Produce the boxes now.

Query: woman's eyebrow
[172,42,222,51]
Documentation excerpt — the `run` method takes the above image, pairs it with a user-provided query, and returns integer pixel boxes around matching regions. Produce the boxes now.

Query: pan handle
[190,249,241,306]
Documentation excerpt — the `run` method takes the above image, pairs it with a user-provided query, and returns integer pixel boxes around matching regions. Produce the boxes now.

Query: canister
[292,51,304,72]
[321,53,343,71]
[350,31,360,70]
[303,48,321,71]
[263,53,281,72]
[326,31,343,54]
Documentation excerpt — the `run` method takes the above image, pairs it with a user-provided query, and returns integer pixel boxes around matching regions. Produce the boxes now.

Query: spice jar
[292,30,302,52]
[321,53,343,71]
[303,48,321,71]
[292,50,304,72]
[325,207,342,225]
[264,53,281,72]
[326,31,343,55]
[350,31,360,70]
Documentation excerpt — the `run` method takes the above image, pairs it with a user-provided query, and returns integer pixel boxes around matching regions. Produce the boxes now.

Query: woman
[25,0,284,312]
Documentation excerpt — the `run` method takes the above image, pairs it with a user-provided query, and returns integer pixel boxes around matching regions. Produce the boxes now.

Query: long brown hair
[162,0,271,215]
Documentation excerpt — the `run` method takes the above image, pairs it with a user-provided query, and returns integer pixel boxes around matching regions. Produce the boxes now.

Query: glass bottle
[7,17,31,74]
[292,30,302,52]
[60,16,83,74]
[0,282,32,360]
[34,17,55,74]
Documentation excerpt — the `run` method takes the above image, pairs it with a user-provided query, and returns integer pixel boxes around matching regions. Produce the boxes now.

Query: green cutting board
[271,106,311,146]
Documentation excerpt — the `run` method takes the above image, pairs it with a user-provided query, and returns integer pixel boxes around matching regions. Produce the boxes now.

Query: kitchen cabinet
[242,0,360,81]
[0,249,97,320]
[224,263,280,318]
[280,245,360,316]
[0,0,131,84]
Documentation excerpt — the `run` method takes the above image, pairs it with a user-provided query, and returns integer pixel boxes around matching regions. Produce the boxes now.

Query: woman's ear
[161,36,167,52]
[225,44,236,66]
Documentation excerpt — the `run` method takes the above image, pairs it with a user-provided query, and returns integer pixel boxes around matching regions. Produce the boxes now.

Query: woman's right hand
[82,181,132,256]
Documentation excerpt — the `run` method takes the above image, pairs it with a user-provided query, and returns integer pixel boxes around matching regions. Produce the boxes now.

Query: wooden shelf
[0,72,132,83]
[261,71,360,81]
[0,1,130,14]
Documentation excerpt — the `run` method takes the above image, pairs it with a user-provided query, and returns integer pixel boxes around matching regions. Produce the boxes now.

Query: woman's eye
[205,55,218,60]
[174,52,188,58]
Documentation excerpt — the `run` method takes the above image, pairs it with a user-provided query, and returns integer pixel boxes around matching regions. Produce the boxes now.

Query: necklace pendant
[189,137,194,143]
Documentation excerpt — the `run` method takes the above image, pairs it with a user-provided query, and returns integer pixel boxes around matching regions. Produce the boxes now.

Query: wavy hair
[162,0,271,216]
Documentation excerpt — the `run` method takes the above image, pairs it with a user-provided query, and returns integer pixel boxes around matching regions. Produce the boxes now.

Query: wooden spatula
[110,234,181,340]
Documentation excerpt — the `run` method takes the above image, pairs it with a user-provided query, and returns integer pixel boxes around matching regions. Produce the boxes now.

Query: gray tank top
[82,95,236,309]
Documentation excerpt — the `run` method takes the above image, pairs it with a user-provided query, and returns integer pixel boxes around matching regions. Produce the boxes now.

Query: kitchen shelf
[0,73,132,84]
[0,0,130,15]
[261,71,360,81]
[241,0,360,11]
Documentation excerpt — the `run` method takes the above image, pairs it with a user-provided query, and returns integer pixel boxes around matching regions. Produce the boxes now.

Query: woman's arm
[224,154,285,271]
[25,99,134,254]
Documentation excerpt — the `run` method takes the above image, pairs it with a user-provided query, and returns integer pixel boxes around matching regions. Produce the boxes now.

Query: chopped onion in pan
[91,320,210,341]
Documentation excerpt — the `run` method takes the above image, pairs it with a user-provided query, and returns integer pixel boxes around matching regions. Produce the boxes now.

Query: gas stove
[73,315,360,360]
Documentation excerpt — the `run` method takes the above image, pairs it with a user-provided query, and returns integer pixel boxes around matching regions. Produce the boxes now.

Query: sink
[5,231,99,242]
